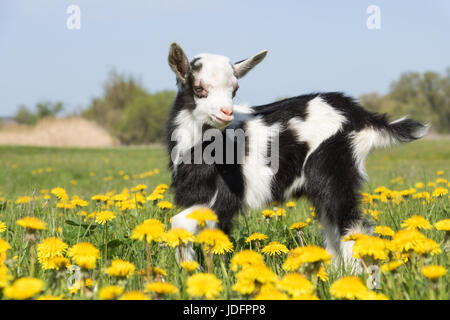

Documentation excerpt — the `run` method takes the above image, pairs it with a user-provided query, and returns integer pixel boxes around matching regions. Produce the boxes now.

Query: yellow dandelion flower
[350,235,389,261]
[71,197,89,207]
[253,285,289,300]
[162,228,195,248]
[277,273,314,296]
[413,237,442,255]
[317,265,329,281]
[374,225,395,237]
[0,221,6,233]
[187,273,223,299]
[232,279,257,296]
[56,200,75,209]
[51,187,68,201]
[105,259,135,278]
[292,293,320,300]
[389,229,441,256]
[401,215,432,230]
[40,256,70,271]
[262,209,274,218]
[0,263,13,288]
[233,264,278,296]
[16,217,47,231]
[119,291,150,300]
[230,250,265,271]
[15,195,32,204]
[180,261,199,272]
[92,194,110,202]
[245,232,268,243]
[132,184,147,192]
[282,246,331,271]
[286,201,295,207]
[235,264,277,287]
[95,211,116,225]
[358,291,389,300]
[380,260,405,272]
[436,178,447,184]
[196,228,234,255]
[421,265,446,280]
[413,191,431,201]
[37,237,68,269]
[434,219,450,231]
[329,276,370,300]
[36,294,63,300]
[131,219,165,243]
[389,228,424,252]
[146,193,164,201]
[289,221,307,230]
[157,201,173,209]
[437,170,444,176]
[374,186,388,193]
[432,187,448,197]
[415,182,425,189]
[274,208,286,217]
[152,266,167,277]
[145,282,179,295]
[261,241,289,256]
[99,285,124,300]
[154,184,168,193]
[3,277,45,300]
[186,207,218,227]
[67,242,100,270]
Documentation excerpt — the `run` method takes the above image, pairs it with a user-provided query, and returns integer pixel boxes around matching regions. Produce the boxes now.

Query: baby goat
[166,42,429,268]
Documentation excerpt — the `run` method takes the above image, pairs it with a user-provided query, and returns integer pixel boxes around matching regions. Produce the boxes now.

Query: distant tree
[15,101,64,125]
[83,70,176,144]
[15,105,38,125]
[36,101,64,119]
[360,68,450,133]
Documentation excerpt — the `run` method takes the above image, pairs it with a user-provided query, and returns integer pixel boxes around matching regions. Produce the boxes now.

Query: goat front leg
[170,205,218,262]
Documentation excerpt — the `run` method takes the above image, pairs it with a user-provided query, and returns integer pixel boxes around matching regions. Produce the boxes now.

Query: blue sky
[0,0,449,116]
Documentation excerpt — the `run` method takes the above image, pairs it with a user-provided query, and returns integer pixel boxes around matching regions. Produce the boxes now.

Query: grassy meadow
[0,139,448,300]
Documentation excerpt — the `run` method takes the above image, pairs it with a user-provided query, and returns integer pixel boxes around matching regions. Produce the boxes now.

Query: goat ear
[168,42,190,83]
[233,50,268,78]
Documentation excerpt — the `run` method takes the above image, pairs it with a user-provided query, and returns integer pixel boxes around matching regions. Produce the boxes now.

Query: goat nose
[220,107,233,116]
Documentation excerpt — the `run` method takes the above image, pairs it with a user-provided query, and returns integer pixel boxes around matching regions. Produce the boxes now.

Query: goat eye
[193,86,207,98]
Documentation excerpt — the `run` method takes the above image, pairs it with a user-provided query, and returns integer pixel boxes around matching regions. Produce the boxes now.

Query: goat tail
[384,117,430,144]
[369,117,430,149]
[351,117,429,164]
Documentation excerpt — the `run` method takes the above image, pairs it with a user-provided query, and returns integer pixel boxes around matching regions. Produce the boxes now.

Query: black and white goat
[166,42,429,267]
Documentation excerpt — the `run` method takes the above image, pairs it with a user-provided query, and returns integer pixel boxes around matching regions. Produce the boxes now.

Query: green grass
[0,139,448,300]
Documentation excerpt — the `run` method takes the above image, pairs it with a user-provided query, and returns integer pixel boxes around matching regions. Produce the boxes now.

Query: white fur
[283,176,305,200]
[171,204,218,262]
[171,109,203,170]
[242,117,280,208]
[350,127,392,179]
[289,97,347,155]
[233,103,254,114]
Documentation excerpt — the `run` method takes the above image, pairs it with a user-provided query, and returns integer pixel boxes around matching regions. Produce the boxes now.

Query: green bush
[360,68,450,133]
[83,71,175,144]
